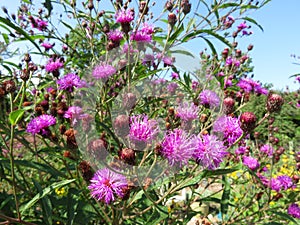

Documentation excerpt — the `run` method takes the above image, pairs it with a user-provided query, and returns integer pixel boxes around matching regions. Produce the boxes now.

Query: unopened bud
[119,148,135,165]
[239,111,257,133]
[168,13,177,27]
[114,115,130,137]
[266,93,284,113]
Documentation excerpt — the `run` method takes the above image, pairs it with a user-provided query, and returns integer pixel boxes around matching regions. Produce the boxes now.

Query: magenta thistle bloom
[108,30,123,42]
[88,168,128,204]
[243,156,260,170]
[193,134,227,170]
[260,144,273,157]
[161,128,194,167]
[277,175,294,190]
[26,114,56,135]
[237,78,268,95]
[171,72,179,79]
[213,116,243,146]
[141,23,154,34]
[41,41,53,50]
[129,114,159,144]
[115,9,134,24]
[176,102,199,122]
[31,18,48,31]
[163,56,173,66]
[166,82,178,94]
[199,90,220,108]
[57,73,85,92]
[237,22,248,30]
[64,106,88,125]
[45,59,64,73]
[92,63,116,81]
[130,30,152,43]
[288,203,300,219]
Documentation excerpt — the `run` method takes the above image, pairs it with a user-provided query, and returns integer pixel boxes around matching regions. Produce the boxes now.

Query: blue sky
[1,0,300,91]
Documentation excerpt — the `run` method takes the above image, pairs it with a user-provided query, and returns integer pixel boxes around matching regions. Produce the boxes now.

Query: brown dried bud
[266,93,284,113]
[114,114,130,137]
[87,0,94,10]
[200,114,208,123]
[181,0,191,14]
[24,53,31,62]
[139,1,149,14]
[79,161,94,183]
[247,44,254,51]
[165,1,173,11]
[168,13,177,27]
[3,80,16,93]
[239,111,257,133]
[119,148,135,165]
[0,87,6,98]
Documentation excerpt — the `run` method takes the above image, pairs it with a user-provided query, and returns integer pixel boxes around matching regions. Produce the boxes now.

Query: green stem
[9,93,20,220]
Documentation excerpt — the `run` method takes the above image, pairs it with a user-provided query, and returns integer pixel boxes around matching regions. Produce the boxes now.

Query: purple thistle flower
[92,63,116,81]
[171,72,179,79]
[129,115,159,149]
[213,116,243,146]
[193,134,227,170]
[161,128,194,167]
[88,168,128,204]
[296,76,300,83]
[163,56,173,66]
[243,156,260,170]
[41,41,53,50]
[45,59,64,73]
[115,9,134,24]
[142,54,155,65]
[166,82,178,94]
[235,146,246,155]
[237,22,248,30]
[199,90,220,108]
[64,106,88,125]
[57,73,85,92]
[237,78,268,95]
[176,102,199,122]
[108,30,123,42]
[26,114,56,135]
[141,23,154,34]
[260,144,273,157]
[237,79,252,93]
[130,30,152,43]
[276,175,294,190]
[288,203,300,219]
[31,18,48,31]
[191,81,199,90]
[270,177,282,192]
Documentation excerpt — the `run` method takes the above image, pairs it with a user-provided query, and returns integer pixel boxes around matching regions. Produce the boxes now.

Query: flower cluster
[88,168,128,204]
[92,63,116,81]
[237,78,268,95]
[57,73,86,92]
[199,90,220,108]
[26,114,56,135]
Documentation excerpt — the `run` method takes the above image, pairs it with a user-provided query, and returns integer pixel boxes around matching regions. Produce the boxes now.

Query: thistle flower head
[88,168,128,204]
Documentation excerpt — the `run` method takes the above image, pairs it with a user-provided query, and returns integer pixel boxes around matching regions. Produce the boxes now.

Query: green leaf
[242,17,264,32]
[2,33,9,45]
[270,210,300,224]
[20,179,76,214]
[218,3,240,8]
[0,17,42,53]
[220,175,230,217]
[146,206,169,225]
[9,109,25,125]
[33,180,53,225]
[169,24,184,45]
[0,159,65,178]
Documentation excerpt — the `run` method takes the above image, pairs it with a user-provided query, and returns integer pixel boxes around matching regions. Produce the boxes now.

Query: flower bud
[181,0,191,14]
[118,148,135,165]
[168,13,177,27]
[266,93,284,113]
[239,111,257,133]
[122,92,137,110]
[165,1,173,11]
[3,80,16,93]
[79,161,94,182]
[114,115,130,137]
[223,97,235,114]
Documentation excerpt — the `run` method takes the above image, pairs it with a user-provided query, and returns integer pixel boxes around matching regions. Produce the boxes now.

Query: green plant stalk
[8,93,21,220]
